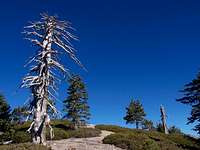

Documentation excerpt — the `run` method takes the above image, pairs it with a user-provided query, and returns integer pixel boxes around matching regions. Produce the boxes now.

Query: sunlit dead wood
[160,105,169,134]
[21,13,84,145]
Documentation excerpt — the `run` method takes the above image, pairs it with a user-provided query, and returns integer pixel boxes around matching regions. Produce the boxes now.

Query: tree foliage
[156,123,164,133]
[168,126,182,134]
[63,75,90,129]
[177,71,200,134]
[124,100,146,129]
[11,106,29,123]
[0,94,11,132]
[141,119,154,130]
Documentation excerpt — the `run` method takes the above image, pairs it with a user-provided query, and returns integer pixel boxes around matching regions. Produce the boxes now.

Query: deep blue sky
[0,0,200,136]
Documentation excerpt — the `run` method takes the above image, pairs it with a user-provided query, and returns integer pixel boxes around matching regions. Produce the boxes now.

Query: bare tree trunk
[32,24,53,145]
[22,14,84,145]
[160,105,169,134]
[32,98,47,144]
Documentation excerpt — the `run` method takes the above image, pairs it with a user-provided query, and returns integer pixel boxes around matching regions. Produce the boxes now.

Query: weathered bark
[32,21,54,144]
[160,105,169,134]
[22,14,84,145]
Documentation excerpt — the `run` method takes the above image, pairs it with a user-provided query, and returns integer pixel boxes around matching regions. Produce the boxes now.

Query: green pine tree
[168,126,182,134]
[141,119,154,130]
[177,71,200,134]
[0,94,11,132]
[11,106,29,123]
[63,75,90,129]
[124,99,146,129]
[156,123,164,133]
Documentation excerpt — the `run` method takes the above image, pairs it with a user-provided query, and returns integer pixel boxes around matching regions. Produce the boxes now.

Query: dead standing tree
[160,105,169,134]
[21,13,84,145]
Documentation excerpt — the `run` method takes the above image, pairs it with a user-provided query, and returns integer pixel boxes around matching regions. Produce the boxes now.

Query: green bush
[48,122,101,140]
[51,119,72,130]
[12,131,31,143]
[143,139,160,150]
[13,121,31,131]
[103,133,130,149]
[47,127,101,140]
[95,124,131,133]
[0,122,101,143]
[46,128,70,140]
[103,132,161,150]
[166,134,200,150]
[0,132,12,143]
[0,120,12,133]
[0,143,50,150]
[0,130,31,144]
[103,132,180,150]
[168,126,182,134]
[99,124,200,150]
[0,128,16,143]
[68,128,101,138]
[10,119,72,142]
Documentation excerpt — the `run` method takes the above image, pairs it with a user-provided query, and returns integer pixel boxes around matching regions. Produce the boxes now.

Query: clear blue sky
[0,0,200,136]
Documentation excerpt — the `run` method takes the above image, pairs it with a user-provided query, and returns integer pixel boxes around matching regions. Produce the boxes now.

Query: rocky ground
[48,130,123,150]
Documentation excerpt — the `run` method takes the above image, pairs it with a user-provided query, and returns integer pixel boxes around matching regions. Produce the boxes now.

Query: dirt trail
[48,130,123,150]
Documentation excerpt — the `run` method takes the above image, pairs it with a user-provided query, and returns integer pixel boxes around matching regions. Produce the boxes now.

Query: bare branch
[27,121,35,133]
[23,31,44,38]
[22,13,85,144]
